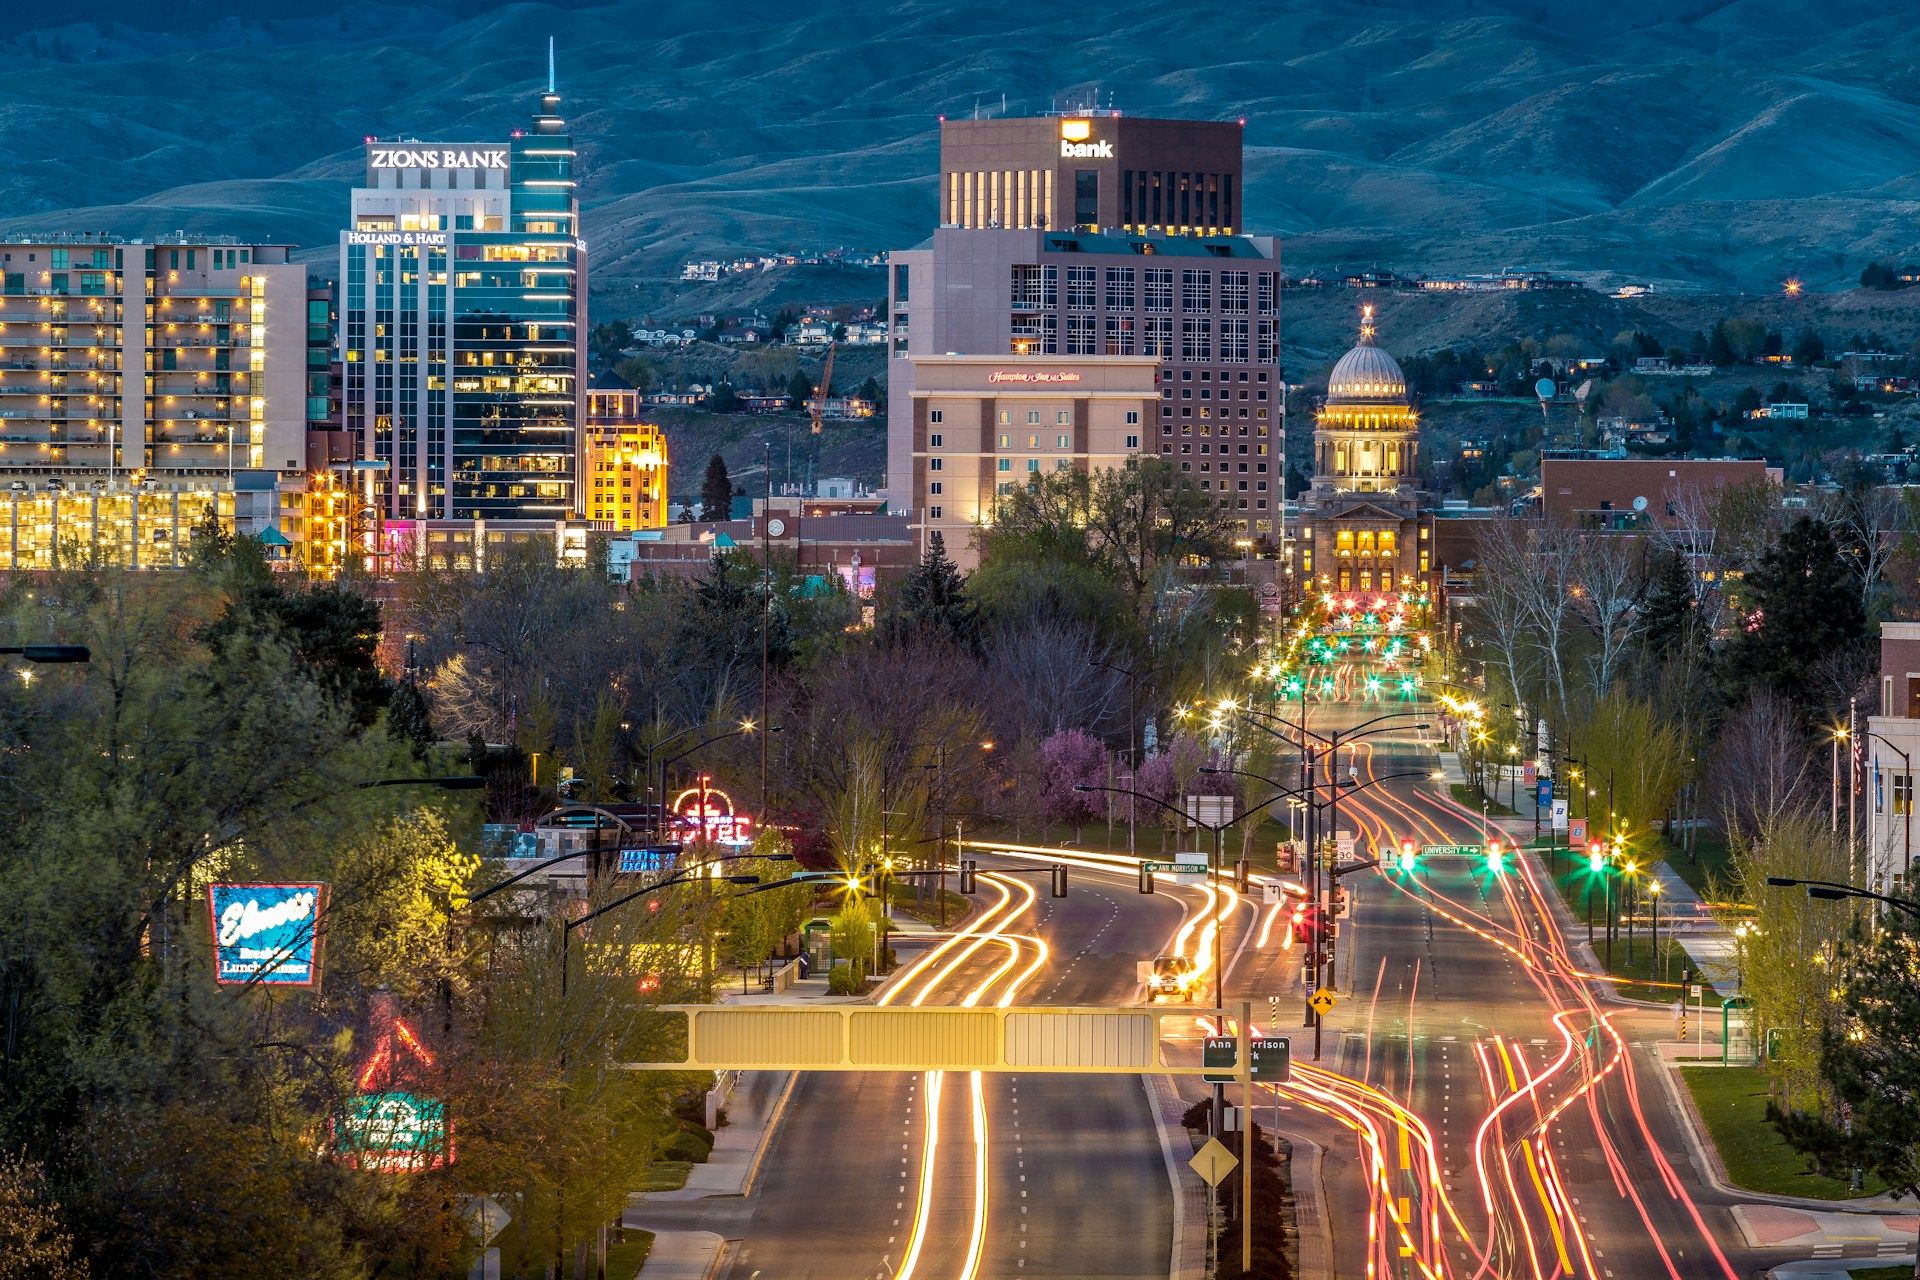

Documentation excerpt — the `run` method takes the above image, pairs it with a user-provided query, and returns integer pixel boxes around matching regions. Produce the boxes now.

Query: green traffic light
[1588,853,1605,873]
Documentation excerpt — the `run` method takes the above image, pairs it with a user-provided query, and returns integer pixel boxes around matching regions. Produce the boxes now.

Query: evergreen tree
[785,368,815,410]
[701,453,733,521]
[885,531,977,649]
[1706,321,1737,366]
[1717,516,1867,722]
[1639,550,1697,659]
[1792,328,1827,366]
[387,679,434,758]
[1771,907,1920,1203]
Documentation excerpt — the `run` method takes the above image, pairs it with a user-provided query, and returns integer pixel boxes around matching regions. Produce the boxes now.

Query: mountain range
[6,0,1920,311]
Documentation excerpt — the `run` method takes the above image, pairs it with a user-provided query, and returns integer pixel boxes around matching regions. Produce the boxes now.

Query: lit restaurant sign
[347,231,448,248]
[367,144,509,171]
[1059,118,1114,159]
[988,370,1084,385]
[208,883,326,987]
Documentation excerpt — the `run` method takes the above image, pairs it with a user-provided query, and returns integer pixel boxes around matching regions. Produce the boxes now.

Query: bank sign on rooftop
[364,142,510,181]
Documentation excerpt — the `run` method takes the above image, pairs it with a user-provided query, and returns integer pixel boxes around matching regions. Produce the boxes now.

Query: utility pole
[760,437,772,816]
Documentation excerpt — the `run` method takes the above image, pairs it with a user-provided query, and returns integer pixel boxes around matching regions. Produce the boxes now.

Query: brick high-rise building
[886,110,1282,556]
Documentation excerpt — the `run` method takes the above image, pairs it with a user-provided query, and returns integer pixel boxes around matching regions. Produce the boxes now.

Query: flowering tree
[1037,728,1110,841]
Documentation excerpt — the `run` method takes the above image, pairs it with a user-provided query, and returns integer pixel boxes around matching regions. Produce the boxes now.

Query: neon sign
[208,883,326,986]
[672,780,754,847]
[335,1013,451,1173]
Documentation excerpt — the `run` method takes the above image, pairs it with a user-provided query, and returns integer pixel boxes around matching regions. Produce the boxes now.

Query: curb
[738,1070,798,1197]
[1653,1052,1914,1218]
[1143,1072,1207,1280]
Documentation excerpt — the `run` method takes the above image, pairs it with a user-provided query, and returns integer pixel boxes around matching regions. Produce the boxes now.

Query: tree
[1638,549,1698,662]
[0,1152,87,1279]
[1774,907,1920,1221]
[856,374,884,413]
[1718,516,1869,723]
[1859,261,1902,292]
[702,453,734,521]
[785,368,815,409]
[884,531,977,650]
[1036,728,1109,841]
[1570,533,1645,695]
[1705,321,1737,366]
[1792,328,1827,366]
[1723,317,1768,363]
[709,381,740,414]
[386,679,434,758]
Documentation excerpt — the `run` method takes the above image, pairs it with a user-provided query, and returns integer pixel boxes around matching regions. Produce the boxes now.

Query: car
[1145,955,1195,1002]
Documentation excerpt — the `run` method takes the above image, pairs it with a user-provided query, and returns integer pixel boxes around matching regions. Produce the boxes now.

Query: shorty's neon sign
[988,370,1083,385]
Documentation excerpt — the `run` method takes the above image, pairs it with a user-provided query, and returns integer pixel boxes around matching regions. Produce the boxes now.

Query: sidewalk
[623,1067,794,1277]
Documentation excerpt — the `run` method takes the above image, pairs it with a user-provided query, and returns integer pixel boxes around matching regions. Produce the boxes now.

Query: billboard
[208,883,326,986]
[335,1091,451,1173]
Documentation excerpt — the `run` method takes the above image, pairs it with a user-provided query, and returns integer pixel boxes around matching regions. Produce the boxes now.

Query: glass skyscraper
[339,79,585,521]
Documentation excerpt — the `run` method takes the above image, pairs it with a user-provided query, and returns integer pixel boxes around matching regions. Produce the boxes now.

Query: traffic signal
[1330,885,1350,919]
[1234,859,1251,892]
[1139,864,1155,895]
[1050,863,1067,898]
[1486,837,1504,871]
[959,860,978,894]
[1397,839,1418,874]
[1587,841,1606,874]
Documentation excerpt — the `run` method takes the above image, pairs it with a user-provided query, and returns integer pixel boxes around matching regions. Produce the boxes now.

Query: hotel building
[582,370,668,531]
[340,78,585,524]
[0,233,305,568]
[886,111,1283,554]
[909,355,1159,564]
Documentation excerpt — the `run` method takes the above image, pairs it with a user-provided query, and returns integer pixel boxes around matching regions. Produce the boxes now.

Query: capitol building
[1290,306,1429,596]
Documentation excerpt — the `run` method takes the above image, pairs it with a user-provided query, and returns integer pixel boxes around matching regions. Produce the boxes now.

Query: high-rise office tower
[340,68,585,522]
[886,110,1283,564]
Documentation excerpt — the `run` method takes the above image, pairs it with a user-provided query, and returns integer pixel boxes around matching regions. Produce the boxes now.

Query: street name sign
[1422,844,1477,857]
[1250,1037,1291,1082]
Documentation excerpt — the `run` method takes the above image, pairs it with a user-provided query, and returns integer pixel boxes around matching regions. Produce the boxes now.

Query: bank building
[1290,306,1429,596]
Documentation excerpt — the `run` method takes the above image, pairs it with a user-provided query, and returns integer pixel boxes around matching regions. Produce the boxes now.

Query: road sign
[1190,1136,1239,1187]
[1250,1036,1291,1082]
[1336,830,1356,859]
[1309,989,1338,1017]
[1421,843,1476,857]
[1143,859,1209,885]
[1203,1035,1237,1082]
[460,1195,511,1246]
[1262,882,1280,905]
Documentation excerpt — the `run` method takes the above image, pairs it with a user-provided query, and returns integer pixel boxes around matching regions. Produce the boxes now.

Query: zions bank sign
[366,143,510,174]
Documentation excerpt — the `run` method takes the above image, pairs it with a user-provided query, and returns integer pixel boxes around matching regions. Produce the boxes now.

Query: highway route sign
[1309,989,1339,1017]
[1190,1136,1239,1187]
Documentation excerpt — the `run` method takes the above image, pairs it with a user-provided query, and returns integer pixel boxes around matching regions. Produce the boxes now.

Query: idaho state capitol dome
[1326,308,1407,403]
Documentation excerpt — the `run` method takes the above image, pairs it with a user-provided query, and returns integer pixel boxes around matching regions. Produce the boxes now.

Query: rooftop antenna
[547,36,555,94]
[972,97,980,120]
[1001,93,1007,116]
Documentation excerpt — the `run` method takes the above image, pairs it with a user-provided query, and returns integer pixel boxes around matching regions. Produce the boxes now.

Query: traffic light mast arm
[1765,876,1920,919]
[1239,705,1433,748]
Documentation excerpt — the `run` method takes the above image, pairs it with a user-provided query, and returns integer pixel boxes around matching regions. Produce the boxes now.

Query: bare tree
[1705,690,1819,833]
[1571,533,1646,697]
[980,618,1123,743]
[1461,519,1538,710]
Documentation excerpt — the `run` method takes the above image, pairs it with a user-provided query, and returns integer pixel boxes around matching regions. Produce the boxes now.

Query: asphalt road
[719,862,1194,1280]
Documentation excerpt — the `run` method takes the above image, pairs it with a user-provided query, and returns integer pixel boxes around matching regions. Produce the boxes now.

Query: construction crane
[808,339,837,437]
[804,340,836,496]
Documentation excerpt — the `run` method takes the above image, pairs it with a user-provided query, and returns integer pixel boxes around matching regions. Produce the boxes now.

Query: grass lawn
[1681,1066,1886,1200]
[1662,829,1739,901]
[1530,844,1724,1005]
[605,1232,654,1279]
[1450,782,1517,817]
[636,1161,692,1193]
